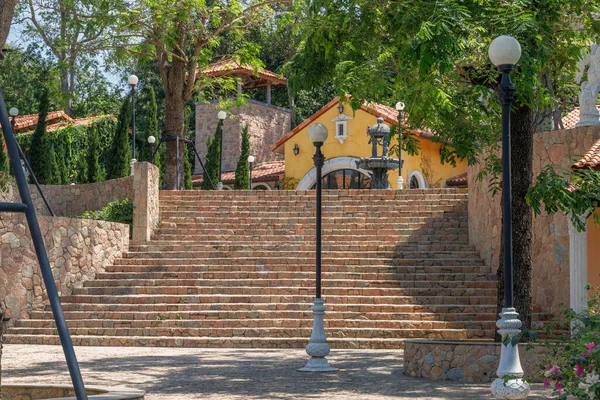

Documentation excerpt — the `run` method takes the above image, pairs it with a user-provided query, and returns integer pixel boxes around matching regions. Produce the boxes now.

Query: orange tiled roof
[202,60,287,87]
[271,97,420,153]
[572,138,600,170]
[0,111,72,132]
[192,161,285,186]
[445,172,468,187]
[562,106,600,130]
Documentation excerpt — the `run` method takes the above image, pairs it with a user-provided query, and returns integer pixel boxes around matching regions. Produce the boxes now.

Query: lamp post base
[298,298,338,372]
[130,159,137,176]
[397,176,404,190]
[491,308,530,399]
[217,181,223,190]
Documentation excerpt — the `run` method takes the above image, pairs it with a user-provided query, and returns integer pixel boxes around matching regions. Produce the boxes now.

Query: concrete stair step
[82,278,495,289]
[17,318,496,331]
[29,310,497,322]
[7,326,492,340]
[55,302,496,313]
[58,294,495,306]
[3,335,477,349]
[152,233,471,242]
[72,286,496,297]
[93,271,495,281]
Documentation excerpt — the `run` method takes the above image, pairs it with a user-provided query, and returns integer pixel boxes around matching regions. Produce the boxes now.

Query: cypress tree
[106,98,132,180]
[234,125,250,190]
[184,143,193,190]
[28,84,52,184]
[201,129,221,190]
[141,86,158,163]
[86,123,102,182]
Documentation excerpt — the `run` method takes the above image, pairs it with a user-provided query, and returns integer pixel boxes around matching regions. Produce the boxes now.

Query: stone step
[58,294,495,306]
[152,233,470,242]
[17,318,495,331]
[3,335,475,349]
[72,285,496,297]
[159,207,466,215]
[7,326,492,340]
[55,302,496,314]
[29,310,497,322]
[82,278,495,289]
[159,188,467,198]
[111,258,485,268]
[158,213,468,222]
[120,250,482,260]
[93,271,495,282]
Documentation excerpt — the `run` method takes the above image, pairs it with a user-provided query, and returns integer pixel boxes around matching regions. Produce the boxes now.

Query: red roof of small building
[202,60,287,89]
[562,106,600,130]
[445,172,468,187]
[572,138,600,170]
[192,161,285,186]
[0,111,72,132]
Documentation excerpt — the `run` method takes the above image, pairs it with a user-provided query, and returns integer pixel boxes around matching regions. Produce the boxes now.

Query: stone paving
[2,344,553,399]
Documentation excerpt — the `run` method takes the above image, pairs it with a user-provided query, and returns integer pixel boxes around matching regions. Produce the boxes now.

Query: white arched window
[408,170,427,189]
[296,157,372,190]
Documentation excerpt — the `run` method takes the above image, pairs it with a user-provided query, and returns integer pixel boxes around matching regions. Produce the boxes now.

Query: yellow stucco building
[271,97,468,190]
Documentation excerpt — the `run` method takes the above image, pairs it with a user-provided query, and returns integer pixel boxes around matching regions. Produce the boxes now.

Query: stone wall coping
[405,339,497,345]
[196,98,293,113]
[1,384,145,400]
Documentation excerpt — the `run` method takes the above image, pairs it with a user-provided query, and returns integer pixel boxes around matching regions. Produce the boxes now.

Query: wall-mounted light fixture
[293,143,300,156]
[337,102,344,114]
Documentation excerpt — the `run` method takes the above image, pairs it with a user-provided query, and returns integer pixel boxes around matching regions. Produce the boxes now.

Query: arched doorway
[310,169,371,189]
[297,157,372,190]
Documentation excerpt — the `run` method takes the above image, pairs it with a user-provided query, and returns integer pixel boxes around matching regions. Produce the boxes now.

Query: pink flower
[586,342,596,354]
[590,365,596,372]
[543,379,550,388]
[575,363,585,377]
[555,381,563,392]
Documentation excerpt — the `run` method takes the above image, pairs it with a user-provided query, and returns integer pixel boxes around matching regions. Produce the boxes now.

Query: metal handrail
[0,88,88,400]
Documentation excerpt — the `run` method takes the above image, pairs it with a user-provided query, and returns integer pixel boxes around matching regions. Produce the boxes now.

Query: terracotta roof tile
[572,138,600,170]
[445,172,468,187]
[0,111,72,133]
[202,60,287,87]
[192,161,285,186]
[562,106,600,130]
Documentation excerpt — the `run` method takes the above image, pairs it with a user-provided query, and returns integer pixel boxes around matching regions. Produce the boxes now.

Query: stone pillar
[132,162,160,243]
[568,216,589,313]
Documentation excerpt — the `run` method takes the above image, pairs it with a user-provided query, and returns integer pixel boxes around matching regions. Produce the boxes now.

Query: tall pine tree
[106,98,131,180]
[28,84,54,184]
[234,125,250,190]
[86,122,102,182]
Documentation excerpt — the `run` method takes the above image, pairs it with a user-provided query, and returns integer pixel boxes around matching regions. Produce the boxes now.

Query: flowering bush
[536,287,600,399]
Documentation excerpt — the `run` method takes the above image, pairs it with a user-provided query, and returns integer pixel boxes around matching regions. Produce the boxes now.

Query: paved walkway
[2,345,553,399]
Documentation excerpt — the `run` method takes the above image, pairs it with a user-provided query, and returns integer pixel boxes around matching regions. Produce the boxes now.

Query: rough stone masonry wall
[0,215,129,319]
[468,126,600,315]
[132,162,160,243]
[195,100,291,173]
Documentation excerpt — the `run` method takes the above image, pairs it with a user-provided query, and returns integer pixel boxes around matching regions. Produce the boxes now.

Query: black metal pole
[498,65,516,309]
[249,162,253,191]
[0,89,88,399]
[313,143,325,299]
[130,85,136,161]
[218,120,224,187]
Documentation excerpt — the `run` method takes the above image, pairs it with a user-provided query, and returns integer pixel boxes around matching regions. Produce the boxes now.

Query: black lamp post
[248,155,254,190]
[298,123,337,373]
[217,111,226,190]
[488,35,530,399]
[395,101,405,190]
[128,74,139,175]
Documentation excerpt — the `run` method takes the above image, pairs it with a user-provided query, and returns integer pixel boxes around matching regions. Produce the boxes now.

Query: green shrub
[80,199,133,226]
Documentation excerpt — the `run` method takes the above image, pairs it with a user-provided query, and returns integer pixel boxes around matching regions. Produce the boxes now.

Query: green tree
[116,0,289,190]
[86,122,102,183]
[140,86,159,163]
[184,143,193,190]
[0,0,17,51]
[28,83,54,184]
[287,0,600,332]
[201,131,221,190]
[106,99,131,180]
[0,130,8,175]
[234,125,250,190]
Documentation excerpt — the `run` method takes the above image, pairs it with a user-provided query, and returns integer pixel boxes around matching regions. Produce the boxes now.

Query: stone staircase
[5,189,497,348]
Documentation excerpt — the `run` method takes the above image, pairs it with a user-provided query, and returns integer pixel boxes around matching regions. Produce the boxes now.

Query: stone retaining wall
[468,126,600,315]
[0,215,129,319]
[404,339,548,383]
